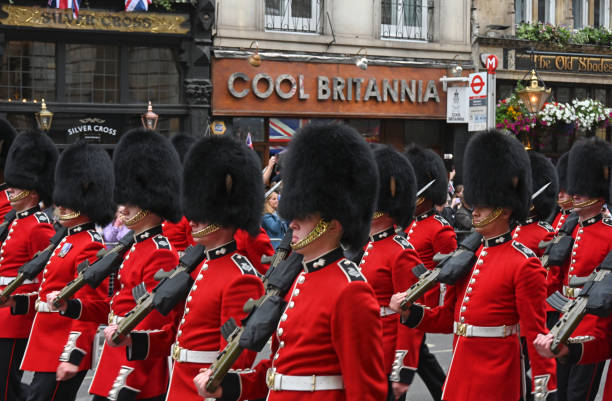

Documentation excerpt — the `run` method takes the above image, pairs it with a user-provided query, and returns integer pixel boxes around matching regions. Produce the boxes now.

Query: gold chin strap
[291,219,330,250]
[372,211,385,219]
[573,198,600,209]
[58,211,81,221]
[123,209,150,226]
[191,223,221,238]
[415,197,425,207]
[558,199,573,209]
[9,190,31,202]
[472,207,504,228]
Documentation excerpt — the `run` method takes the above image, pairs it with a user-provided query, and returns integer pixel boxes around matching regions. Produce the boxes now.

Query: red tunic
[0,206,54,339]
[359,227,422,381]
[230,248,387,401]
[406,232,557,401]
[19,222,107,372]
[0,186,11,221]
[234,227,275,276]
[166,241,264,401]
[572,315,612,401]
[162,217,193,252]
[511,219,555,257]
[67,226,180,400]
[552,209,572,233]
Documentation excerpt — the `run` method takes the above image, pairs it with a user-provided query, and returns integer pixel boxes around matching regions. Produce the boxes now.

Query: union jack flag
[125,0,152,11]
[48,0,80,19]
[245,132,253,149]
[269,118,309,142]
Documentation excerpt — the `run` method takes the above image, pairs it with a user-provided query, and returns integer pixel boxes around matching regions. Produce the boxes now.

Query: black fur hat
[373,144,417,228]
[404,145,448,205]
[171,133,196,163]
[54,142,115,226]
[529,152,559,219]
[113,128,182,223]
[5,131,58,205]
[278,123,378,252]
[567,137,612,202]
[182,135,263,236]
[556,152,570,192]
[463,130,532,222]
[0,118,17,171]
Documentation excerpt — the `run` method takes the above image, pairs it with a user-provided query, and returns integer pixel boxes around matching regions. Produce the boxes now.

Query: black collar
[303,247,345,273]
[415,209,435,221]
[68,222,96,235]
[483,231,513,247]
[134,225,163,242]
[562,209,572,215]
[0,183,7,191]
[580,213,603,227]
[523,217,538,225]
[370,227,395,242]
[17,206,40,219]
[205,240,237,260]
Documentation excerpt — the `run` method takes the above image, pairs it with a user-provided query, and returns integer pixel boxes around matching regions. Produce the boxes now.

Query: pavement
[22,332,607,400]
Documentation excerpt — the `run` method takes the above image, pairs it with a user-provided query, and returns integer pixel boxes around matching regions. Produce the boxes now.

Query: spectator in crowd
[451,184,464,210]
[263,154,281,188]
[102,206,130,247]
[261,190,287,249]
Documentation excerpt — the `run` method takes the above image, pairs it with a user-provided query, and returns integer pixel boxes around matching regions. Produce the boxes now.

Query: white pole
[487,72,496,130]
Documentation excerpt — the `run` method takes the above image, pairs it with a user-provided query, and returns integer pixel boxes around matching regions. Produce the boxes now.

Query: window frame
[264,0,323,34]
[380,0,429,41]
[573,0,588,28]
[516,0,534,24]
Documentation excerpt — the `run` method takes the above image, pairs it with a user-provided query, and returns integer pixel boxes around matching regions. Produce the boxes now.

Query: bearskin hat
[567,137,612,202]
[5,131,58,206]
[529,152,559,219]
[404,145,448,205]
[556,152,570,192]
[278,123,378,252]
[0,118,17,171]
[171,133,196,163]
[113,128,182,223]
[463,130,532,222]
[373,144,417,228]
[53,142,115,226]
[182,135,263,236]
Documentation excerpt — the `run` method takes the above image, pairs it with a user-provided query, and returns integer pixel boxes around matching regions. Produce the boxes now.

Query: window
[573,0,588,28]
[264,0,323,33]
[537,0,555,24]
[594,0,610,28]
[381,0,429,41]
[0,41,55,101]
[128,47,180,104]
[66,44,119,103]
[515,0,532,24]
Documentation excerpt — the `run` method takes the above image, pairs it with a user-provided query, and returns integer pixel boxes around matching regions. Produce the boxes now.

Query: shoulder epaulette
[433,215,451,226]
[603,218,612,227]
[537,221,555,233]
[152,235,171,250]
[512,241,536,259]
[337,259,366,282]
[33,211,50,224]
[87,230,103,243]
[393,235,414,250]
[231,254,259,277]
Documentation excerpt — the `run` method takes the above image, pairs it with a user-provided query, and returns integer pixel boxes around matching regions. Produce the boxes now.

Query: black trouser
[0,338,28,401]
[92,394,165,401]
[415,335,445,401]
[556,359,605,401]
[26,370,87,401]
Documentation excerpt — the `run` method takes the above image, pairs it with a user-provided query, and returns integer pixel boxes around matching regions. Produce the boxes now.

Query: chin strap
[8,190,30,202]
[572,198,600,209]
[291,219,330,250]
[472,207,503,228]
[191,223,221,238]
[123,209,150,226]
[372,211,384,219]
[58,211,81,221]
[557,199,573,209]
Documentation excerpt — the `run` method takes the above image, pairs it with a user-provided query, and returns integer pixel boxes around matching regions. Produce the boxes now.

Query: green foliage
[516,22,612,48]
[151,0,174,11]
[573,26,612,46]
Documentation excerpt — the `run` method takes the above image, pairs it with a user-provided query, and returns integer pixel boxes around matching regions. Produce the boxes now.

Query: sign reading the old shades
[516,52,612,74]
[213,59,447,118]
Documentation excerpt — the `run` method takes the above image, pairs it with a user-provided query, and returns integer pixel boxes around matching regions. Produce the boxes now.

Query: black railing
[265,0,324,34]
[381,0,433,41]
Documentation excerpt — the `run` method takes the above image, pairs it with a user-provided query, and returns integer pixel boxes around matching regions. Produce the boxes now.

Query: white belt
[266,369,344,392]
[0,276,38,286]
[107,312,125,325]
[380,306,397,317]
[35,300,58,313]
[171,344,218,363]
[563,285,581,298]
[454,322,519,338]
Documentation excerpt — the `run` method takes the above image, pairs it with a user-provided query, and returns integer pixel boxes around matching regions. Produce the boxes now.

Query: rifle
[0,226,68,303]
[206,229,298,393]
[110,244,206,343]
[0,210,16,244]
[539,212,579,268]
[52,230,135,308]
[546,250,612,354]
[400,231,482,309]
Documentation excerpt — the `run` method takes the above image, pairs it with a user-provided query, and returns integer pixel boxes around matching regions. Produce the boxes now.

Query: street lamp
[355,48,368,70]
[517,69,551,115]
[35,99,53,132]
[248,41,261,67]
[141,101,159,131]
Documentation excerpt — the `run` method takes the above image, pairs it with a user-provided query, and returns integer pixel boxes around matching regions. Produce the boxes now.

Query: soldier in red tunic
[402,145,456,400]
[194,122,387,401]
[0,130,57,401]
[4,142,114,401]
[551,153,573,233]
[51,129,183,401]
[511,152,558,257]
[391,130,557,401]
[0,119,16,221]
[358,144,424,401]
[164,134,265,401]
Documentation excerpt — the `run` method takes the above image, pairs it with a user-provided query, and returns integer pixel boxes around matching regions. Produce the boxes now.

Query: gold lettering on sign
[519,53,612,74]
[0,5,190,35]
